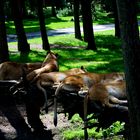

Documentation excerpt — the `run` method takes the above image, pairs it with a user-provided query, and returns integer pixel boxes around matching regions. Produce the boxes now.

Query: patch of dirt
[0,104,72,140]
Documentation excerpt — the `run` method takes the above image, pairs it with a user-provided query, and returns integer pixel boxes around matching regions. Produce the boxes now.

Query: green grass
[62,114,124,140]
[9,29,123,73]
[6,16,75,34]
[6,14,114,34]
[5,12,140,35]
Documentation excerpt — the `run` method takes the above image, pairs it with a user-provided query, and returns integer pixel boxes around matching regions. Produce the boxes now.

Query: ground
[0,104,72,140]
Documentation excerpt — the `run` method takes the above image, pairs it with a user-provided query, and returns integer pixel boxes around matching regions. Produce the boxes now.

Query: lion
[33,66,87,111]
[53,72,126,126]
[0,61,42,80]
[26,51,59,82]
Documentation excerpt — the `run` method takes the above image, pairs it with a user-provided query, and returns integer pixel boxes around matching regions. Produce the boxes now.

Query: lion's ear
[81,66,87,72]
[81,66,84,69]
[55,53,58,57]
[46,50,50,54]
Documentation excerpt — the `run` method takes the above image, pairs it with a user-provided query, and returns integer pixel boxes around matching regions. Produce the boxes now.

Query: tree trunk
[10,0,30,53]
[51,0,57,17]
[0,0,9,63]
[29,0,35,12]
[37,0,50,51]
[114,12,120,38]
[113,0,120,38]
[80,0,96,50]
[73,0,82,40]
[116,0,140,139]
[21,0,28,18]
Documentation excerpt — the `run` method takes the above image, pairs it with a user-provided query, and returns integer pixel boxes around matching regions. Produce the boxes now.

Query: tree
[73,0,82,40]
[21,0,28,18]
[28,0,36,12]
[0,0,9,63]
[36,0,50,51]
[80,0,96,50]
[51,0,57,17]
[116,0,140,139]
[99,0,120,37]
[112,0,120,37]
[10,0,30,53]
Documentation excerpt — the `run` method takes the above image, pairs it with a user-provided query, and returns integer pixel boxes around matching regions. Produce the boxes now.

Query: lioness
[53,72,125,126]
[34,66,87,110]
[54,72,125,94]
[0,61,42,80]
[82,80,127,135]
[26,51,59,82]
[87,80,127,108]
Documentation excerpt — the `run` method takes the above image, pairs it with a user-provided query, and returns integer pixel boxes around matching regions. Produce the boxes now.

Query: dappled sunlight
[10,50,46,63]
[6,16,74,34]
[9,29,124,73]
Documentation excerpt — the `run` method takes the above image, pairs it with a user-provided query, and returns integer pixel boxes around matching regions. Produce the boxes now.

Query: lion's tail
[37,80,48,111]
[53,82,63,127]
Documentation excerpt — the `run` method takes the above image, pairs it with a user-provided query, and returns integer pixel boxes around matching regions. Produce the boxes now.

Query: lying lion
[82,80,127,136]
[53,72,126,126]
[33,66,87,111]
[87,80,127,109]
[0,61,42,80]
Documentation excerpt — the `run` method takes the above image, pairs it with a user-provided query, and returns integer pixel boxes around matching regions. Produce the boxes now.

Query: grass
[6,16,75,34]
[5,11,140,35]
[9,29,123,73]
[62,114,124,140]
[6,14,114,34]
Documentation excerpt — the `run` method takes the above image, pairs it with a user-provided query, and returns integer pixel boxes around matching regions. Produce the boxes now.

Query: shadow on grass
[52,34,123,72]
[10,34,124,73]
[10,50,46,63]
[6,17,71,34]
[87,59,124,73]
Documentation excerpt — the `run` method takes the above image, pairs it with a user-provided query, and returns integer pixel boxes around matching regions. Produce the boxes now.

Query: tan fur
[34,67,86,87]
[82,80,127,135]
[0,61,42,80]
[26,62,42,73]
[100,72,125,83]
[54,72,125,104]
[36,67,86,110]
[88,81,127,108]
[53,72,126,126]
[26,51,59,82]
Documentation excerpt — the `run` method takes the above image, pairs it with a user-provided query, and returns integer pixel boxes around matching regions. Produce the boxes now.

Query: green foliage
[62,114,124,140]
[43,7,53,18]
[91,1,114,24]
[70,114,83,125]
[57,7,74,17]
[102,122,125,138]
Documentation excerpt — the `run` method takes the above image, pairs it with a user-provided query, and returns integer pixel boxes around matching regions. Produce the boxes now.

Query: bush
[57,7,73,17]
[43,7,53,18]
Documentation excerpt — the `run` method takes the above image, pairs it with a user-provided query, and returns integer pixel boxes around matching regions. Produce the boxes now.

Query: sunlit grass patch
[9,29,124,72]
[10,49,46,63]
[6,16,74,34]
[62,114,125,140]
